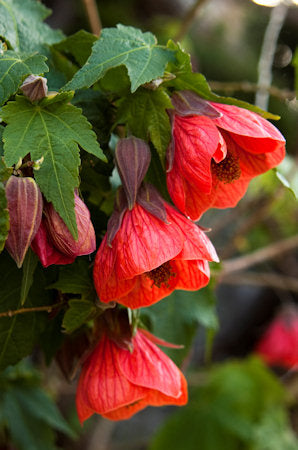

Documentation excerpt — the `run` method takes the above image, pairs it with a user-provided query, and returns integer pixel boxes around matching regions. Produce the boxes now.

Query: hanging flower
[255,307,298,370]
[31,192,96,267]
[166,90,286,220]
[76,327,187,422]
[93,137,218,309]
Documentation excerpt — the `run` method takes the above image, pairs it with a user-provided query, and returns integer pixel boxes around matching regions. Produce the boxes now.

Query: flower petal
[118,331,186,398]
[174,259,211,290]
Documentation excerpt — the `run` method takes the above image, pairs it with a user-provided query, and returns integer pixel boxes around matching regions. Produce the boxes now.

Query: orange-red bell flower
[76,328,188,422]
[166,91,286,220]
[93,195,218,309]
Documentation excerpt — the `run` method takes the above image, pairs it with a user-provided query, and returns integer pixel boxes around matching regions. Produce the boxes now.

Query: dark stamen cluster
[212,151,241,183]
[146,261,176,288]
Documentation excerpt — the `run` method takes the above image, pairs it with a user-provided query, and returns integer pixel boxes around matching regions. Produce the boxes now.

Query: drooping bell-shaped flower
[76,313,188,422]
[5,176,43,268]
[166,90,286,220]
[255,306,298,370]
[31,192,96,267]
[93,137,218,309]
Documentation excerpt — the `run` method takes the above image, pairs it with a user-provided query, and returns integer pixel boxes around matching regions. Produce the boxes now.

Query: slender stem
[219,272,298,293]
[82,0,102,36]
[255,3,288,110]
[0,303,63,319]
[220,234,298,275]
[174,0,209,42]
[209,80,295,103]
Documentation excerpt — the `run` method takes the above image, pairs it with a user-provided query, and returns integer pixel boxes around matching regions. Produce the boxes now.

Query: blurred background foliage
[1,0,298,449]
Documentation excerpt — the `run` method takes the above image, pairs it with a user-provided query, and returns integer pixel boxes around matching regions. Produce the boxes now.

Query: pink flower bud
[5,176,43,268]
[44,193,96,258]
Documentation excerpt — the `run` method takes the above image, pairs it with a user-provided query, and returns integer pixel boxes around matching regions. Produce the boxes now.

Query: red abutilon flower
[31,192,96,267]
[76,328,188,422]
[255,307,298,370]
[93,137,218,309]
[166,90,286,220]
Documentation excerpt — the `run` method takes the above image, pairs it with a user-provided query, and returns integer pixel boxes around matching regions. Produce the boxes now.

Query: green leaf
[48,257,94,297]
[0,50,48,106]
[273,155,298,199]
[141,287,218,366]
[52,29,98,67]
[0,158,10,253]
[150,358,291,450]
[116,88,172,163]
[0,253,53,371]
[165,40,279,120]
[20,248,38,306]
[293,47,298,95]
[0,124,4,156]
[63,24,175,93]
[2,94,105,238]
[0,0,64,54]
[62,298,96,333]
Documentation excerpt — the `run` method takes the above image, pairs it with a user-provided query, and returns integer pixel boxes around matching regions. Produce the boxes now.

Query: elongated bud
[20,75,48,102]
[115,137,151,209]
[44,192,96,258]
[5,176,43,268]
[171,90,222,118]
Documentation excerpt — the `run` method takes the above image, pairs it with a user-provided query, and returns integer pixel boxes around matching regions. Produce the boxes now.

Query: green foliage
[116,87,172,163]
[0,50,48,106]
[0,125,4,156]
[293,47,298,95]
[141,287,218,366]
[20,248,38,306]
[0,0,63,54]
[48,258,97,333]
[150,358,297,450]
[0,158,10,253]
[52,30,97,67]
[0,253,54,371]
[64,24,175,93]
[165,41,279,120]
[0,361,75,450]
[2,93,106,238]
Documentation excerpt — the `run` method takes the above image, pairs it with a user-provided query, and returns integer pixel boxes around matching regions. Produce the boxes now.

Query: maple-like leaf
[0,158,11,253]
[0,0,63,54]
[0,50,48,106]
[63,24,175,93]
[2,93,106,238]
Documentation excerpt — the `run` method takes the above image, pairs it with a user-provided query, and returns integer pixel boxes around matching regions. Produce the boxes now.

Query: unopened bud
[44,192,96,258]
[21,75,48,102]
[5,176,43,268]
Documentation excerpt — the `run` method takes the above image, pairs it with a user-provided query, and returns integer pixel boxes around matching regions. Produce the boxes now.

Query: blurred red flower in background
[255,308,298,370]
[76,328,188,422]
[166,91,286,220]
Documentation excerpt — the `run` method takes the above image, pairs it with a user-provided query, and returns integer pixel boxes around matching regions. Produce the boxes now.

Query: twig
[221,234,298,275]
[209,81,295,103]
[219,272,298,293]
[0,303,63,318]
[255,3,288,110]
[174,0,209,42]
[82,0,102,36]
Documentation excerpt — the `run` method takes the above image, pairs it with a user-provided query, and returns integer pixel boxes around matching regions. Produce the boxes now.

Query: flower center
[211,151,241,184]
[146,261,176,288]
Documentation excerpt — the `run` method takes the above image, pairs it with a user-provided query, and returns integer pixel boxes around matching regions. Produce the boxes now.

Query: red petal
[213,131,227,163]
[172,114,220,193]
[76,334,146,423]
[118,331,186,399]
[174,259,210,290]
[31,219,75,267]
[166,159,187,216]
[211,102,285,139]
[165,204,219,262]
[112,204,184,280]
[116,271,178,309]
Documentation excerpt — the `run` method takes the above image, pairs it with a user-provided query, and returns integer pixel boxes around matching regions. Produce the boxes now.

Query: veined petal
[166,160,187,216]
[94,267,137,303]
[76,334,146,423]
[113,204,184,280]
[118,331,186,398]
[165,204,218,262]
[211,102,285,140]
[116,271,178,309]
[213,131,227,163]
[174,259,211,290]
[172,114,220,193]
[101,398,149,421]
